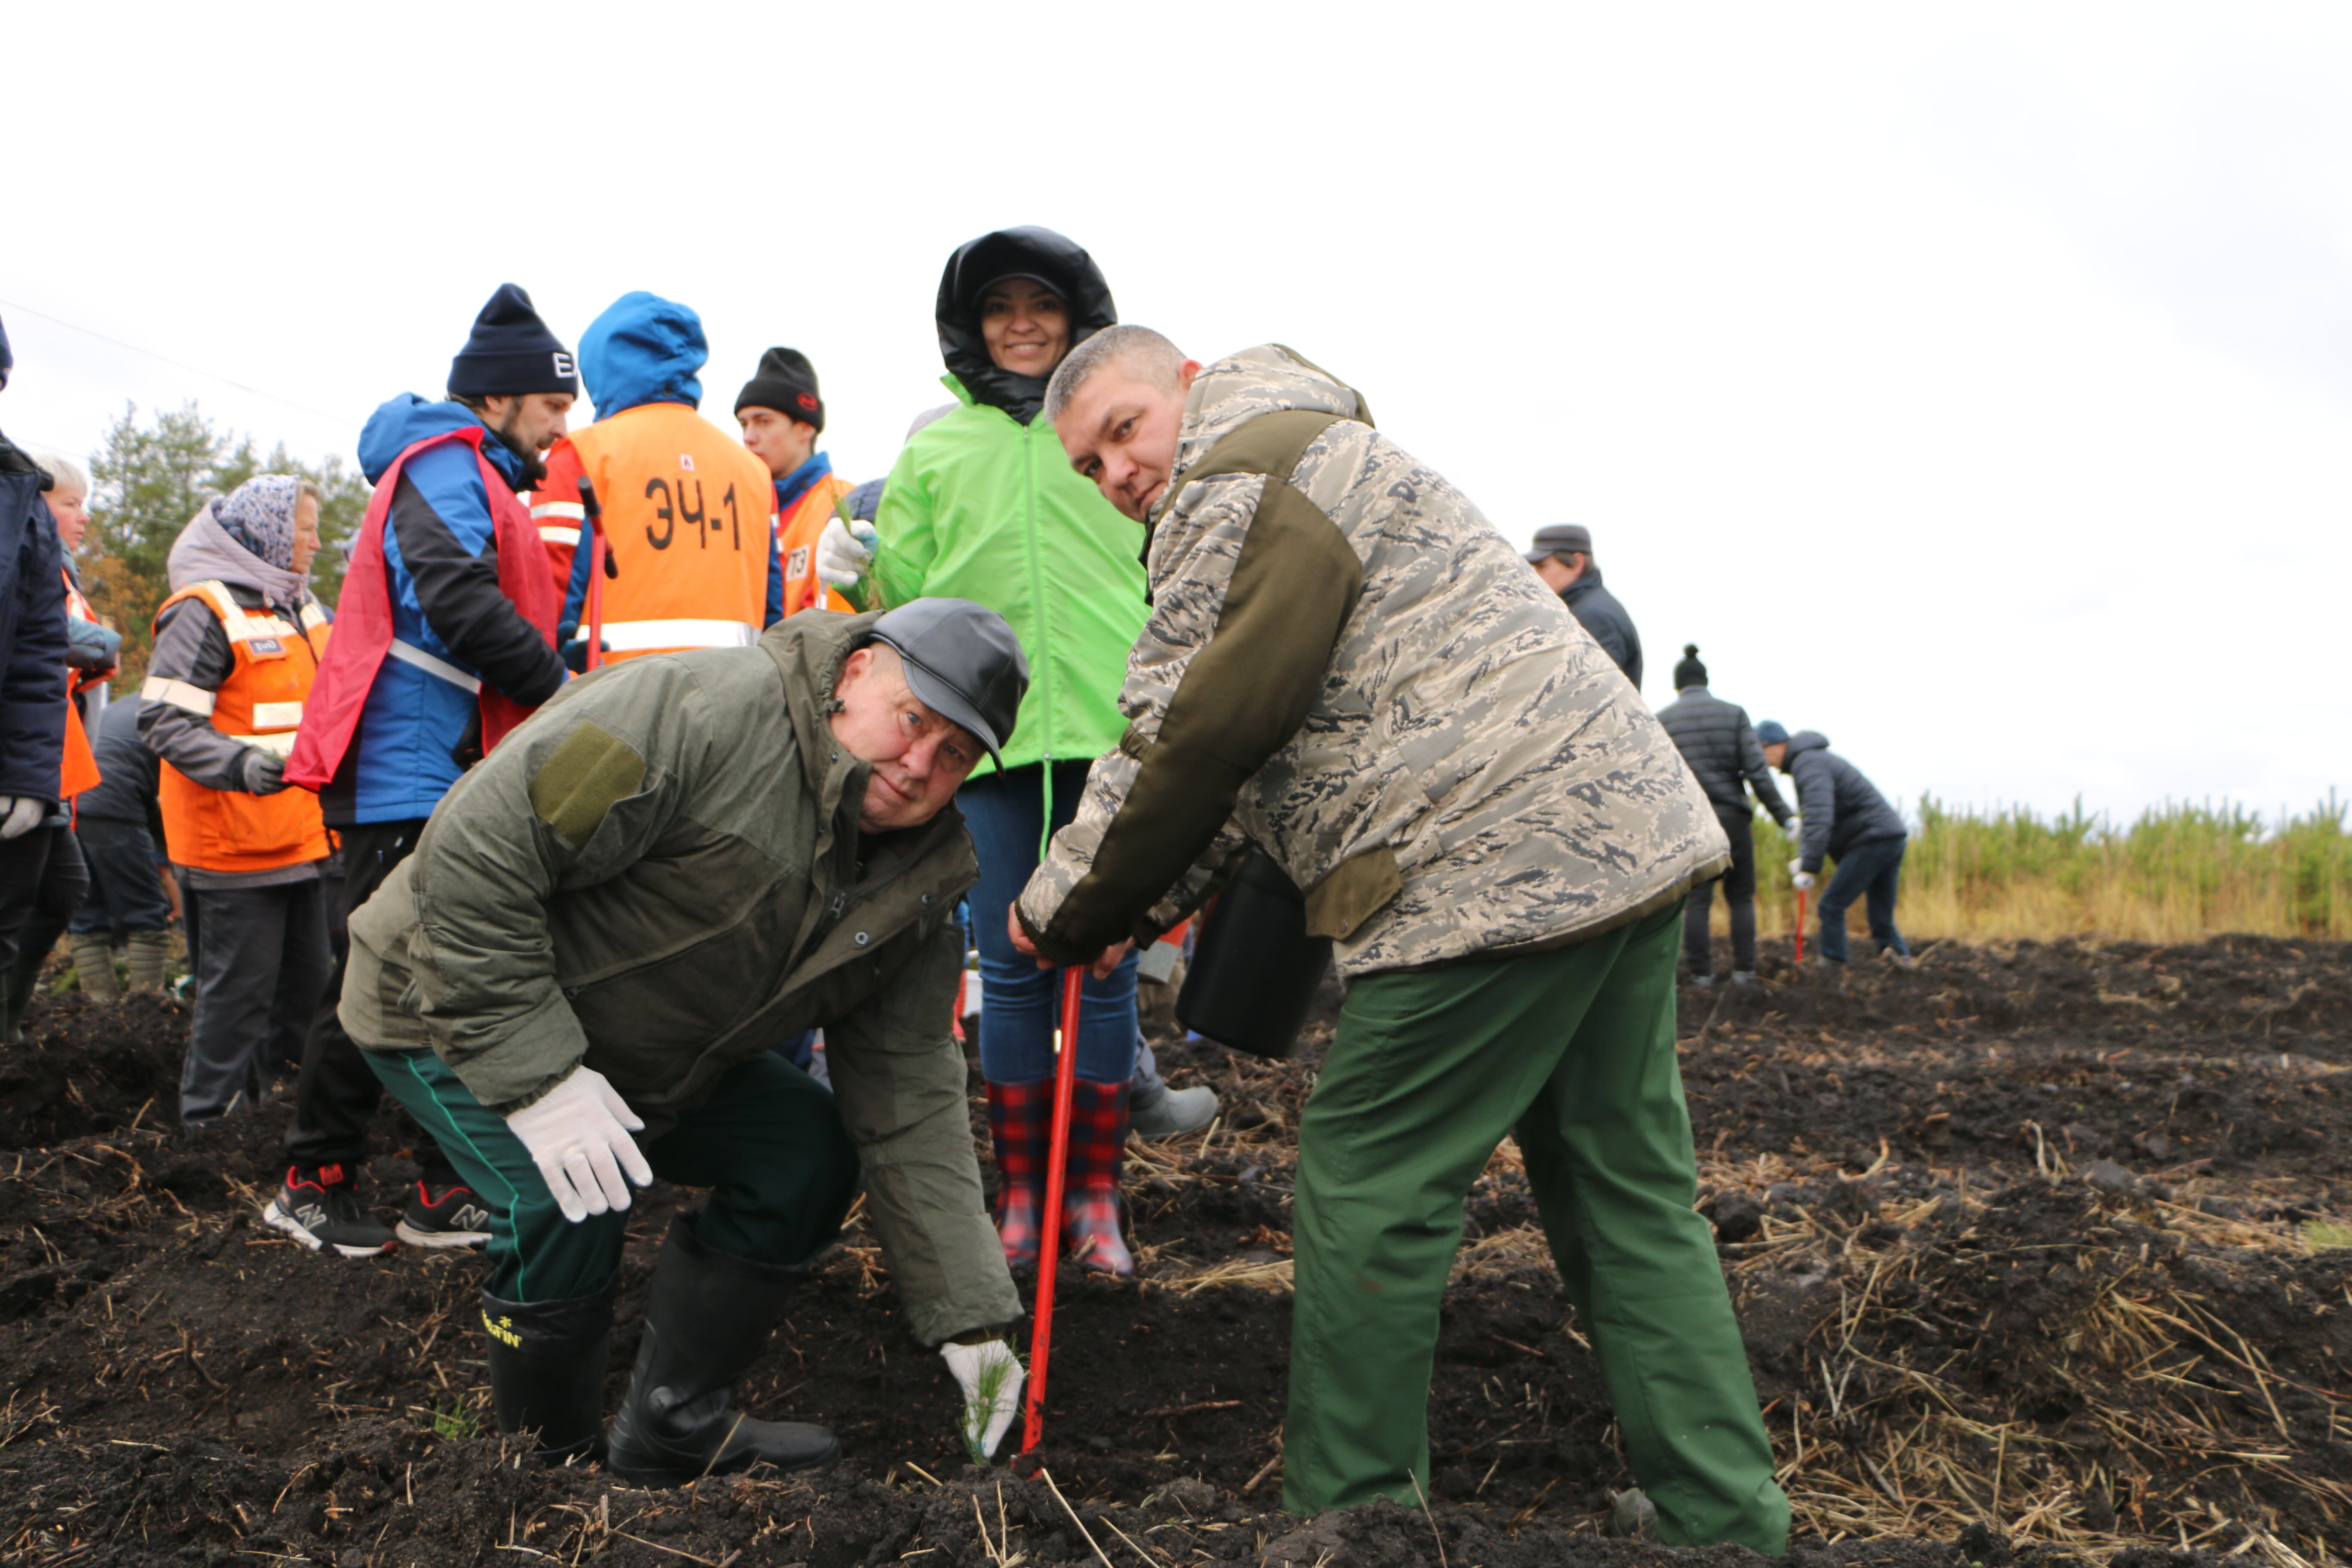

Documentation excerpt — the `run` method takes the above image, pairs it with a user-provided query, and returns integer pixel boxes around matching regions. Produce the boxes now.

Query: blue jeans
[959,760,1139,1086]
[1816,834,1909,962]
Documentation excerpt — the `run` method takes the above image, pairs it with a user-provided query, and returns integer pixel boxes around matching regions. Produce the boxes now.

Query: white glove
[0,796,44,840]
[503,1066,654,1223]
[1788,858,1816,891]
[1784,815,1801,839]
[815,517,875,588]
[941,1337,1026,1461]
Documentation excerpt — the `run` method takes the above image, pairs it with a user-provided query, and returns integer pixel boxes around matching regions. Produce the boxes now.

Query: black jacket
[1558,567,1642,691]
[1657,686,1791,823]
[934,227,1117,425]
[0,432,66,806]
[77,695,164,842]
[1778,731,1905,871]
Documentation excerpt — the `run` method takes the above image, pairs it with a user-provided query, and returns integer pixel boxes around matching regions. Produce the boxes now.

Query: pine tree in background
[82,400,368,689]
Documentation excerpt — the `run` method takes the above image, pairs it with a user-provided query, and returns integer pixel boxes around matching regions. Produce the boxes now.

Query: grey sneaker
[263,1165,396,1258]
[1689,973,1716,989]
[1131,1084,1217,1139]
[1730,970,1758,986]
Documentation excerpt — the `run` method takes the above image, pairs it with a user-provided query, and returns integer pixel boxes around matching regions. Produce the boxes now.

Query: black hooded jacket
[0,431,67,806]
[934,227,1116,425]
[1777,731,1906,872]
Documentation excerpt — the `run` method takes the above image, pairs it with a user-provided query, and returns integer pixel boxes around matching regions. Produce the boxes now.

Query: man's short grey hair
[29,450,89,497]
[1043,324,1188,425]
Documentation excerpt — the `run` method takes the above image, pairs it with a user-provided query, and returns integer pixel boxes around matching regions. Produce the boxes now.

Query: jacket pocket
[1304,845,1402,940]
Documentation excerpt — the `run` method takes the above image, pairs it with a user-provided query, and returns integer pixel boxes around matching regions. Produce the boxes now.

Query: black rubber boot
[605,1213,841,1485]
[481,1285,613,1464]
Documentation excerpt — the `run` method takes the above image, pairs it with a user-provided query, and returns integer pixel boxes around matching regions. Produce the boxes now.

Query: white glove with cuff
[1788,858,1816,891]
[941,1336,1025,1461]
[503,1066,654,1223]
[815,517,875,589]
[0,796,45,841]
[1784,814,1801,838]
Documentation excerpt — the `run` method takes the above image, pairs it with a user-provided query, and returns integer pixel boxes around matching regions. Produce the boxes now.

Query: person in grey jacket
[1525,522,1642,690]
[1657,646,1792,983]
[1758,722,1910,964]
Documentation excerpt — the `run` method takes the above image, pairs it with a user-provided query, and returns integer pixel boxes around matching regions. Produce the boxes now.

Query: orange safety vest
[775,472,858,618]
[59,568,104,802]
[145,582,331,874]
[536,403,776,661]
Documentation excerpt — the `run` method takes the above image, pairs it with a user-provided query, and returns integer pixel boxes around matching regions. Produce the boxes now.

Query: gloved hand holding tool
[1787,858,1814,891]
[941,1335,1026,1461]
[504,1065,654,1222]
[0,796,43,840]
[242,750,290,795]
[815,515,876,590]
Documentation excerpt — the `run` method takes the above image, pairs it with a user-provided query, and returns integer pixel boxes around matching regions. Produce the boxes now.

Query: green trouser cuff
[366,1047,862,1304]
[1282,900,1788,1554]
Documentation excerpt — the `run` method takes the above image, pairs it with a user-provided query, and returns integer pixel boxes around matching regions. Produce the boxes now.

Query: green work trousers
[368,1049,860,1303]
[1285,899,1789,1553]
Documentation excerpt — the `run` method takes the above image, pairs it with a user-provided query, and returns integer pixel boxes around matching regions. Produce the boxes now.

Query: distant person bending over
[1758,720,1911,966]
[1017,326,1785,1551]
[1524,521,1642,690]
[1656,644,1794,986]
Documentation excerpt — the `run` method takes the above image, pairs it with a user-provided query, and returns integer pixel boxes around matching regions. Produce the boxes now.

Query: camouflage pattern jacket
[1015,345,1729,977]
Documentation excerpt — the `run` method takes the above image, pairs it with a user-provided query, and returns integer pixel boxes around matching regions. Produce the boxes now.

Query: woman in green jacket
[861,227,1149,1275]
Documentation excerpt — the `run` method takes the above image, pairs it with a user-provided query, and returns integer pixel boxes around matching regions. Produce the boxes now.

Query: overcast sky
[9,3,2348,827]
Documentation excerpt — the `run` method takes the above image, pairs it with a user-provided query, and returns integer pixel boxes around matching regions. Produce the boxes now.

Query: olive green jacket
[1017,346,1728,977]
[342,609,1017,1343]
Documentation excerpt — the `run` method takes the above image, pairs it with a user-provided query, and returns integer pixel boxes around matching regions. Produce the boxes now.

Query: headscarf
[215,475,302,570]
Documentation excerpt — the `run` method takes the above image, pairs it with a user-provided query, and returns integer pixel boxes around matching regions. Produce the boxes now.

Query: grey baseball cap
[1523,523,1592,563]
[868,598,1030,771]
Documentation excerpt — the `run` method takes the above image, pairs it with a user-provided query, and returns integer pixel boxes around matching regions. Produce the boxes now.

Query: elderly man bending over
[343,600,1033,1481]
[1009,328,1789,1551]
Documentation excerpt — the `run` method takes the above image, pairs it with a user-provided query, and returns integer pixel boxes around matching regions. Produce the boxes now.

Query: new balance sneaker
[396,1181,494,1250]
[262,1165,396,1257]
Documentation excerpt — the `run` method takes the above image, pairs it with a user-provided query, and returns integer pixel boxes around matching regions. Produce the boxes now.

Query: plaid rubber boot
[986,1080,1050,1267]
[1063,1079,1134,1277]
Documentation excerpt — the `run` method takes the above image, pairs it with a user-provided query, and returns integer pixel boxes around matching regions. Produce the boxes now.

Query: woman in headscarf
[825,227,1179,1275]
[139,476,339,1160]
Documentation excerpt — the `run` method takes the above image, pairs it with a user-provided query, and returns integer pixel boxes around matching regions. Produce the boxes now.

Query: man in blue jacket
[1759,722,1911,966]
[271,285,578,1259]
[0,315,74,1007]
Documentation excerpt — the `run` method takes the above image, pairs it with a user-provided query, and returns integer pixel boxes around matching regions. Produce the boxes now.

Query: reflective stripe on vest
[386,637,483,693]
[142,676,217,716]
[598,618,758,653]
[533,500,586,551]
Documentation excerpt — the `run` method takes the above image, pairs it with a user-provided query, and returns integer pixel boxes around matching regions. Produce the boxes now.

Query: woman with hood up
[140,476,337,1137]
[829,227,1153,1274]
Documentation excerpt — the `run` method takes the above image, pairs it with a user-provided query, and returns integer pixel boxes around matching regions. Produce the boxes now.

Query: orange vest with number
[536,402,776,661]
[59,568,104,802]
[147,582,331,873]
[775,473,857,619]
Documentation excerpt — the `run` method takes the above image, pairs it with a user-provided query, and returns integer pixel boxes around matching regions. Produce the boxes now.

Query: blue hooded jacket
[579,292,705,416]
[327,394,566,826]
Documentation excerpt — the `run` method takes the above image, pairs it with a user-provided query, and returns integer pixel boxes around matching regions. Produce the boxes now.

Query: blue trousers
[1817,833,1910,962]
[68,818,172,937]
[959,760,1139,1086]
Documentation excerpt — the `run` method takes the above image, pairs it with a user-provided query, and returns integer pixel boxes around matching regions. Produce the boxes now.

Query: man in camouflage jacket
[1018,331,1788,1551]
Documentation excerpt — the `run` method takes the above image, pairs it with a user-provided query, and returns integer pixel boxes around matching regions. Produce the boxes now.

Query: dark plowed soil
[2,937,2347,1567]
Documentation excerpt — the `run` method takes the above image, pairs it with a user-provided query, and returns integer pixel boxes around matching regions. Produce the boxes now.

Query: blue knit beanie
[1756,720,1789,747]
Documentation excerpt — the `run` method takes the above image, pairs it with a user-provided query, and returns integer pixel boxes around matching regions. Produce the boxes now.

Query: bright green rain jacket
[874,376,1147,777]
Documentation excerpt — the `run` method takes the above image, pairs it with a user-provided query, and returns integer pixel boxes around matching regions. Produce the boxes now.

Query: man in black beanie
[1656,646,1794,985]
[736,348,858,619]
[265,284,578,1259]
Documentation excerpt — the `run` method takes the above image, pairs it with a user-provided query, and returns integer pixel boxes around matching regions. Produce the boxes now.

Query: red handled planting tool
[1021,966,1085,1456]
[1795,887,1808,965]
[576,476,615,671]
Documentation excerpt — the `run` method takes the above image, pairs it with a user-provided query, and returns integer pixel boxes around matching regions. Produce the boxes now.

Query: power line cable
[0,296,365,432]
